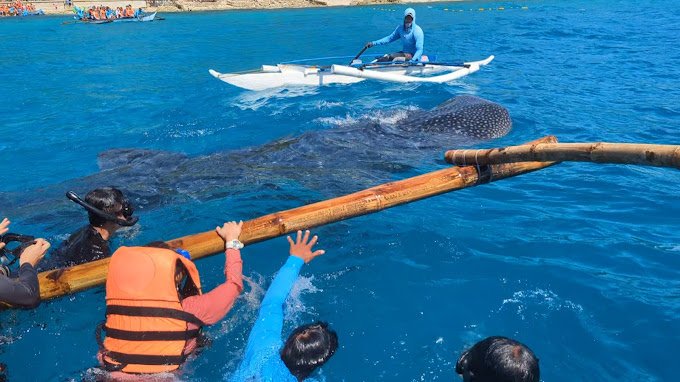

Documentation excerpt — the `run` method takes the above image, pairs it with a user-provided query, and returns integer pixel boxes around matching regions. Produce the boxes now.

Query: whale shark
[1,95,511,226]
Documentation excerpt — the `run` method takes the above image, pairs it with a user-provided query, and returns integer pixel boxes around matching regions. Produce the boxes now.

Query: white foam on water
[498,288,583,320]
[312,100,344,109]
[115,224,141,240]
[315,113,360,127]
[314,107,417,128]
[285,275,322,321]
[231,86,320,111]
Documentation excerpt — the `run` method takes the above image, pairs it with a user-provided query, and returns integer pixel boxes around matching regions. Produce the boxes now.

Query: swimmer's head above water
[456,336,539,382]
[280,321,338,381]
[66,187,138,227]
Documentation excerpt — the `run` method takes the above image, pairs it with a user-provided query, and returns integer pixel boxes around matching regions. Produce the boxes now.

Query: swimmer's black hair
[67,188,137,227]
[280,321,338,381]
[456,336,539,382]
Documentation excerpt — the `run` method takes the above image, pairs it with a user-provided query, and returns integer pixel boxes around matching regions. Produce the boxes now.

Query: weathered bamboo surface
[445,141,680,169]
[33,136,558,303]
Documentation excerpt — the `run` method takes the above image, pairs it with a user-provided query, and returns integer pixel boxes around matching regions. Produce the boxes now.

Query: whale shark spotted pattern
[401,95,511,139]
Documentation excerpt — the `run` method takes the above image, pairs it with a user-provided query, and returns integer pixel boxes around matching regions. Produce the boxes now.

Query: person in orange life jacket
[96,220,244,375]
[455,336,539,382]
[0,217,51,308]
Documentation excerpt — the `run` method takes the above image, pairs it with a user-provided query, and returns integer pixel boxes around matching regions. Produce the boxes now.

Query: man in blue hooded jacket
[365,7,427,63]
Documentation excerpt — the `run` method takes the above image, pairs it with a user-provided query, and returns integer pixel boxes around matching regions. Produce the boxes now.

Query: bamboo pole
[445,141,680,169]
[30,136,558,304]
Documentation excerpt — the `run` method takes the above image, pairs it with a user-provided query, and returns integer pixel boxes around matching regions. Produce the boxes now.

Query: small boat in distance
[209,56,494,91]
[72,6,157,24]
[112,11,156,22]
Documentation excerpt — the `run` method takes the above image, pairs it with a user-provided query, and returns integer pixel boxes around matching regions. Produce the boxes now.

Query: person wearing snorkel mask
[0,217,51,307]
[40,187,138,270]
[365,8,428,63]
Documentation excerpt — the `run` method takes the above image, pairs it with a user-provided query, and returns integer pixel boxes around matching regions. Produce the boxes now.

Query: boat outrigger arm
[208,55,494,91]
[331,55,494,84]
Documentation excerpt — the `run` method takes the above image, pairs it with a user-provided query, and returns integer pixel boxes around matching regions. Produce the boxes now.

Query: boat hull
[209,56,494,91]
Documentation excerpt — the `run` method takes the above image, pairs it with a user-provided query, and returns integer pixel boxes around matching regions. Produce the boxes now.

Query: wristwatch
[226,239,244,250]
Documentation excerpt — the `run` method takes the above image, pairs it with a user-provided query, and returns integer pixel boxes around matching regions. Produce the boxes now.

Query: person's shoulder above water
[41,224,108,270]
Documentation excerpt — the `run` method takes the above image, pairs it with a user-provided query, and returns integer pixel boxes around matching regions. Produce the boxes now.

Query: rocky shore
[34,0,457,15]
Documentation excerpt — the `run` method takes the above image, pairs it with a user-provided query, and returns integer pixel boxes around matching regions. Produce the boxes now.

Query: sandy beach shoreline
[21,0,463,16]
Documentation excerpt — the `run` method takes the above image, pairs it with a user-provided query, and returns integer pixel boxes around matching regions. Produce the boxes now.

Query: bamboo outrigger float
[31,136,559,304]
[445,142,680,169]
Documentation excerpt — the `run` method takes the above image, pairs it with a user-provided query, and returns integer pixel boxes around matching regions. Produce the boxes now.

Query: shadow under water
[1,95,511,226]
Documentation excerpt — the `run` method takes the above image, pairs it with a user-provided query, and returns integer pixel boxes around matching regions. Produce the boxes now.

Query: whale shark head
[400,95,512,139]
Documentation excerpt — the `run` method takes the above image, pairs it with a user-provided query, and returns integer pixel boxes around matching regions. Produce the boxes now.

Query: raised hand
[287,230,325,264]
[0,218,10,250]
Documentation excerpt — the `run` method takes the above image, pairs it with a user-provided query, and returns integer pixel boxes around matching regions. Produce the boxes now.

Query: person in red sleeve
[96,221,244,376]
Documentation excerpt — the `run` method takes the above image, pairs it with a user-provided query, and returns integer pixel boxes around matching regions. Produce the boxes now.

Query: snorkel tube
[66,191,139,227]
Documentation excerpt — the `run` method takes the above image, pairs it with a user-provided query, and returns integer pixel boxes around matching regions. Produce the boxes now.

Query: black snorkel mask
[66,191,139,227]
[0,233,36,277]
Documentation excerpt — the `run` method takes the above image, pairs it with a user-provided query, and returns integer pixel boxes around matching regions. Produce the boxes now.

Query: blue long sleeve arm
[235,256,305,377]
[412,26,424,61]
[372,26,401,46]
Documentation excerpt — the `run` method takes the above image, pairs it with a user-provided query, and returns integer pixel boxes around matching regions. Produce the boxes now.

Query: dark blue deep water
[1,1,679,380]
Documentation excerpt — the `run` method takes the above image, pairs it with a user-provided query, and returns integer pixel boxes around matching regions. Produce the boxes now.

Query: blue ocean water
[1,0,679,380]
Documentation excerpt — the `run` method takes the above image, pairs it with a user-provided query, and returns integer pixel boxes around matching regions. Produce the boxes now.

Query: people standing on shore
[0,1,41,16]
[364,7,428,63]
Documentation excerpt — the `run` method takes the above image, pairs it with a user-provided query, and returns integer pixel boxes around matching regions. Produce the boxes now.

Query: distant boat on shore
[1,9,44,17]
[75,11,157,24]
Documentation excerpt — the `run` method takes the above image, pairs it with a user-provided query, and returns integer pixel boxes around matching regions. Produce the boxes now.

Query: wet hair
[455,336,539,382]
[84,187,131,227]
[280,321,338,381]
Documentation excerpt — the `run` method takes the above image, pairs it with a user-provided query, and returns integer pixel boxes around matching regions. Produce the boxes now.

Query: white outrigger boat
[208,55,494,91]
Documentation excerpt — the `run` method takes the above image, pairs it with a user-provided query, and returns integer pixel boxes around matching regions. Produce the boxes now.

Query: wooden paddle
[348,45,370,65]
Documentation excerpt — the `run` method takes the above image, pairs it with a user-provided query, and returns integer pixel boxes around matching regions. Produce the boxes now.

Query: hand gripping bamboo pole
[445,141,680,169]
[32,136,558,303]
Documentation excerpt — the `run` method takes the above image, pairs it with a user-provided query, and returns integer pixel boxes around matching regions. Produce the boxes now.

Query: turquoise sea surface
[1,1,679,380]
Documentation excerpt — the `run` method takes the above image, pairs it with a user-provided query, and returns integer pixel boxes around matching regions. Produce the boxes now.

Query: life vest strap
[103,326,201,341]
[104,350,186,367]
[106,305,204,327]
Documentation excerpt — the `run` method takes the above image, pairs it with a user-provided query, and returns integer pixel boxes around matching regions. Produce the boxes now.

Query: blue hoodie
[229,256,320,382]
[370,8,424,61]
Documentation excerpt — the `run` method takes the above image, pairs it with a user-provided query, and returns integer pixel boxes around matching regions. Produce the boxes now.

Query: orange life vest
[99,246,203,374]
